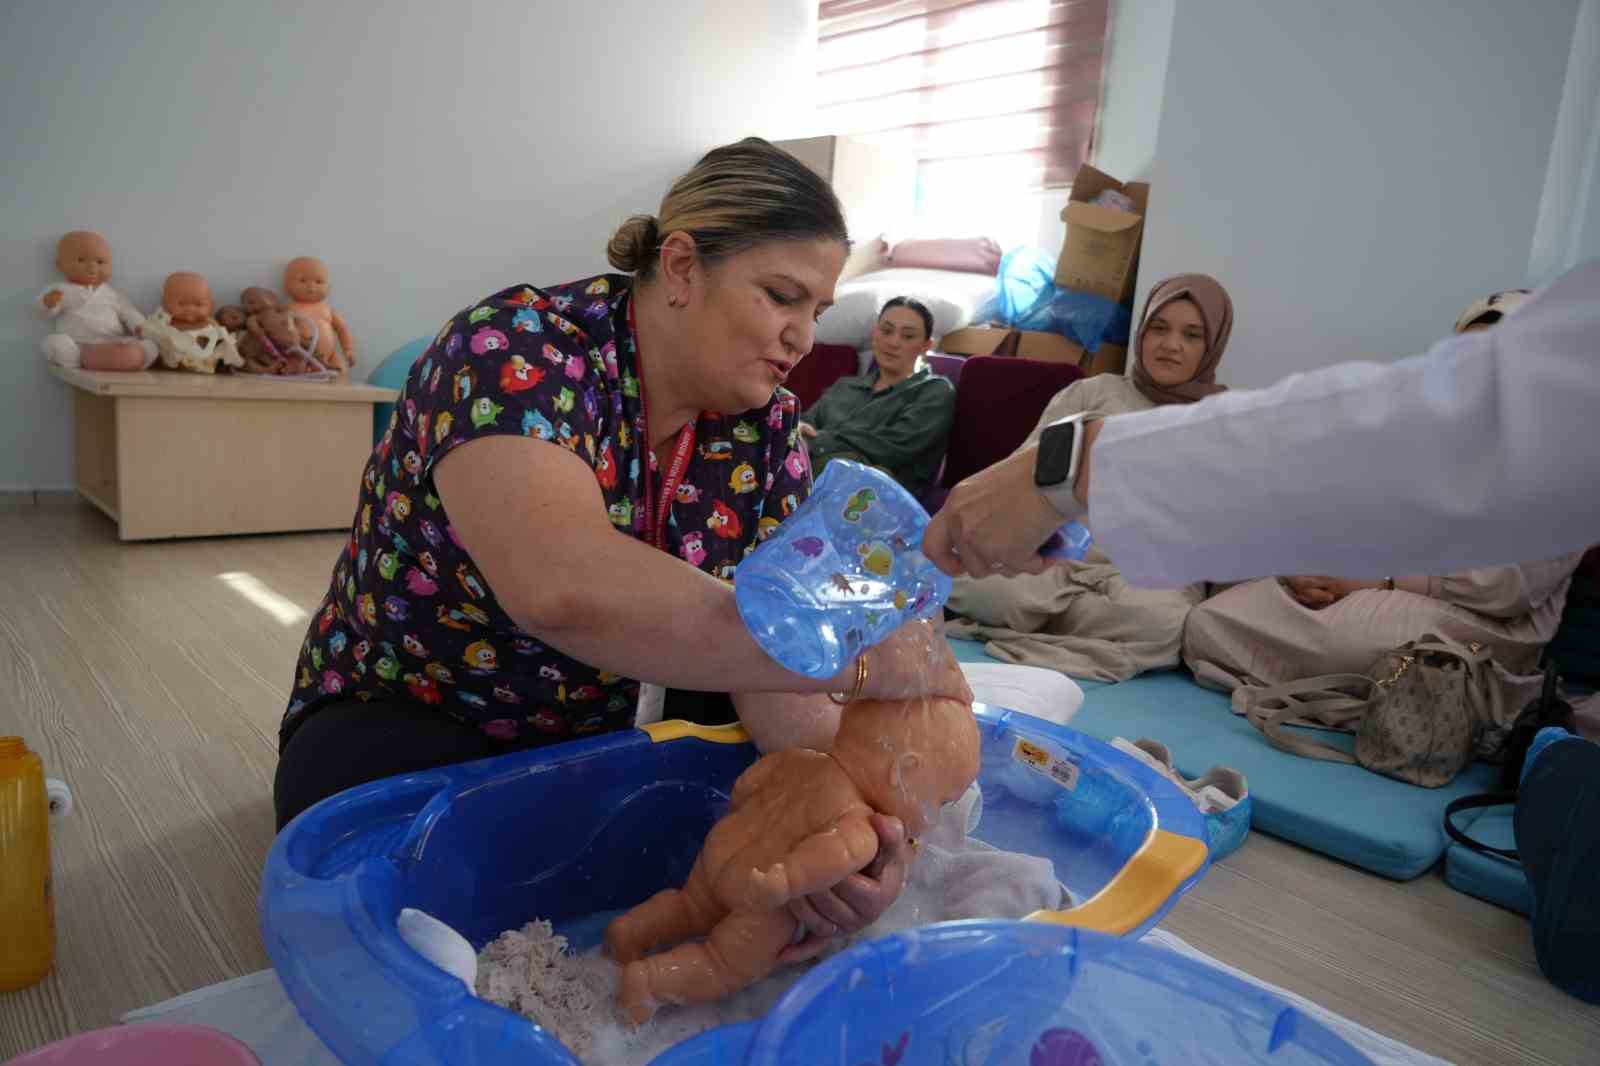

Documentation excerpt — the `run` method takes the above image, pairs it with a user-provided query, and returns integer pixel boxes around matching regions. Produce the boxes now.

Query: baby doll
[234,287,317,375]
[283,256,355,379]
[605,695,981,1025]
[144,272,244,374]
[37,230,158,371]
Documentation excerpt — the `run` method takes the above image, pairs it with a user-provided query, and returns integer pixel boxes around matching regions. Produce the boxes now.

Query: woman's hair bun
[606,214,660,273]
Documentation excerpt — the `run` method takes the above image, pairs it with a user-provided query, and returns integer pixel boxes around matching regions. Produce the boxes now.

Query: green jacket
[804,365,956,498]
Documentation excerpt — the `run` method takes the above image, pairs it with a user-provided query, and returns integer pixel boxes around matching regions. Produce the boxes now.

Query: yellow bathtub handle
[642,719,753,745]
[1024,828,1208,937]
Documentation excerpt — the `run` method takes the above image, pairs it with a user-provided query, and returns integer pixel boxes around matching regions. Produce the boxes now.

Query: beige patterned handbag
[1231,634,1514,788]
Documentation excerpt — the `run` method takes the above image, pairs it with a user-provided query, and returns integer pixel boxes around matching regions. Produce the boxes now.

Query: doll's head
[56,231,113,286]
[830,697,980,838]
[284,256,330,304]
[216,305,248,333]
[240,287,281,318]
[162,273,214,329]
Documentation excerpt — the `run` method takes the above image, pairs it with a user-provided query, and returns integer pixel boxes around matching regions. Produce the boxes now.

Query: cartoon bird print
[457,691,488,711]
[383,596,409,622]
[756,516,780,541]
[321,671,344,695]
[467,305,495,325]
[357,593,378,626]
[552,315,579,337]
[329,631,349,657]
[459,602,490,624]
[595,440,618,490]
[732,420,759,444]
[493,684,522,704]
[499,355,544,393]
[375,656,401,681]
[729,462,758,495]
[528,709,565,735]
[679,530,707,566]
[523,409,555,440]
[386,491,413,522]
[583,433,596,461]
[470,396,504,429]
[429,365,443,394]
[417,413,432,451]
[425,662,455,685]
[541,343,565,366]
[608,500,634,528]
[377,552,400,580]
[858,541,894,577]
[586,278,610,296]
[554,386,576,414]
[469,328,510,356]
[434,411,453,447]
[457,564,488,599]
[583,388,600,422]
[779,493,800,517]
[419,519,443,548]
[565,354,586,381]
[402,633,429,658]
[785,449,809,480]
[506,287,545,309]
[436,604,470,631]
[511,308,543,333]
[767,404,785,429]
[406,675,443,705]
[622,369,640,398]
[539,664,566,684]
[556,422,579,452]
[699,440,733,462]
[463,640,499,671]
[707,500,743,539]
[418,550,439,576]
[402,450,423,478]
[600,340,619,378]
[842,488,877,523]
[453,366,475,403]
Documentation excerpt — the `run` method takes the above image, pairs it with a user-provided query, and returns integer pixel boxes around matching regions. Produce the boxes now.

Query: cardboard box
[937,326,1128,378]
[1054,164,1150,304]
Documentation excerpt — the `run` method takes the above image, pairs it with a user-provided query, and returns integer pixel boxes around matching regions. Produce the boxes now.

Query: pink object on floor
[10,1024,260,1065]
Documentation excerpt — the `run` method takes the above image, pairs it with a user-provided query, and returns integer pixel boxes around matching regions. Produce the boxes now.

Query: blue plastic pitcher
[735,461,1094,679]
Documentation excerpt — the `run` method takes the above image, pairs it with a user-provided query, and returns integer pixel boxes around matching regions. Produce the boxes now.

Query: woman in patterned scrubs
[274,138,969,957]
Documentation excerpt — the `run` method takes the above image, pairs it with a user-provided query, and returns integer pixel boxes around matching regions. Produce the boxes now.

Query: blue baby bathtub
[260,706,1219,1065]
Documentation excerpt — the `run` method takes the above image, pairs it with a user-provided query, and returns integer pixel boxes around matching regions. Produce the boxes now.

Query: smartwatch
[1034,414,1088,518]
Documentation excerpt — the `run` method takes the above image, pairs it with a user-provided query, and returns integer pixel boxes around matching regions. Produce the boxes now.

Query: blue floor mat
[953,640,1495,880]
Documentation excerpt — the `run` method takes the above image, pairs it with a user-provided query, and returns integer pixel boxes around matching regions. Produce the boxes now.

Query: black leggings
[273,689,737,831]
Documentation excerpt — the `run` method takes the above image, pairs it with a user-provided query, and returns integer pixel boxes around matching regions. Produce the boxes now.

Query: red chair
[925,356,1086,511]
[786,342,859,410]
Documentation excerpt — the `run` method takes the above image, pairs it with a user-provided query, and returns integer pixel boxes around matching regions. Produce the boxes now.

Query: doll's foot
[617,961,659,1026]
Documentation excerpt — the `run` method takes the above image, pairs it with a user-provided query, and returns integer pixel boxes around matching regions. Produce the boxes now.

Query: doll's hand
[779,812,911,963]
[41,290,63,311]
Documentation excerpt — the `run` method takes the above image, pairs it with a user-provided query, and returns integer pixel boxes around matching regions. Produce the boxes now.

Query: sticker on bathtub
[1012,738,1080,791]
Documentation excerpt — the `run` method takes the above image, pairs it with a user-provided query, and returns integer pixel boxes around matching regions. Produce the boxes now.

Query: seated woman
[945,274,1234,681]
[799,297,955,498]
[1183,289,1583,707]
[273,138,970,961]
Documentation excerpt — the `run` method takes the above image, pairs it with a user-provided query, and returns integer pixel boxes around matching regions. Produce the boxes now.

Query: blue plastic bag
[977,246,1133,351]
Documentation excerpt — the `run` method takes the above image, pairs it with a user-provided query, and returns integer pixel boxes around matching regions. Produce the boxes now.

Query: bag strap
[1235,673,1378,765]
[1443,792,1520,861]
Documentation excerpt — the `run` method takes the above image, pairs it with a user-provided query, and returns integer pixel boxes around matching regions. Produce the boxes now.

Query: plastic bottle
[0,736,54,992]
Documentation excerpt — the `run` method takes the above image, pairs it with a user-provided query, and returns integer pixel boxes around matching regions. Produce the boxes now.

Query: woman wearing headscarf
[1181,288,1583,707]
[943,274,1234,682]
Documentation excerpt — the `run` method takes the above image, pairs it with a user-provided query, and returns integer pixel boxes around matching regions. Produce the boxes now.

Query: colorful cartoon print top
[282,275,812,746]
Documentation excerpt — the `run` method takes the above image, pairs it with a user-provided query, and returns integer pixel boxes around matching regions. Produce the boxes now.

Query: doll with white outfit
[141,272,244,374]
[38,231,158,371]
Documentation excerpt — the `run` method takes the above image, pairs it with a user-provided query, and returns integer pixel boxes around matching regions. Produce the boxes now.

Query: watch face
[1035,422,1074,487]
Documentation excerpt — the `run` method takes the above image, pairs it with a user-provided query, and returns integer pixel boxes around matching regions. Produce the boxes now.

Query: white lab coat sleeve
[1089,261,1600,588]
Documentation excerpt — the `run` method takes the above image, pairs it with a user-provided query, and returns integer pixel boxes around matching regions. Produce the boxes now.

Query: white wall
[1136,0,1580,389]
[1530,0,1600,285]
[0,0,818,491]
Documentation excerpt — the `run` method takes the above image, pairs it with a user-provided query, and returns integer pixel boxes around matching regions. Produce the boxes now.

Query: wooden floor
[1,498,1595,1063]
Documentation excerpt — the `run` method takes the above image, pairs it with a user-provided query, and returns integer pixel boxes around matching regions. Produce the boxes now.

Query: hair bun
[606,214,660,274]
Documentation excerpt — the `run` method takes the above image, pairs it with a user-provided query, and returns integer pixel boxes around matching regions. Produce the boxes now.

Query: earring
[667,294,679,308]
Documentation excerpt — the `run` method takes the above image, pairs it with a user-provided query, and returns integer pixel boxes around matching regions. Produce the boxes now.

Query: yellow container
[0,736,53,992]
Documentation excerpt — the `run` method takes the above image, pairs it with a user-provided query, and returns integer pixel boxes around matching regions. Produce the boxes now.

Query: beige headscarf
[1130,273,1233,405]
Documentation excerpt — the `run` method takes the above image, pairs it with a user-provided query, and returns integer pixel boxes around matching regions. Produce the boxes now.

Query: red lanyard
[630,298,698,552]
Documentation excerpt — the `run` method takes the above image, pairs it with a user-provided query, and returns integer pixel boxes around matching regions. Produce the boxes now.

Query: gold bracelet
[828,654,869,705]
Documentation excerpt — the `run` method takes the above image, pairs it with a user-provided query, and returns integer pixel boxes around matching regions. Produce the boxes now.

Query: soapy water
[475,786,1070,1065]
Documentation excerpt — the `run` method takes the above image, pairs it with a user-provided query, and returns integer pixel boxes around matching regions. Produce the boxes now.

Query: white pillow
[815,267,998,350]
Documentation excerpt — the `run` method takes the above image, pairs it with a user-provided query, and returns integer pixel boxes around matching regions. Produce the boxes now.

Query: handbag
[1232,634,1516,788]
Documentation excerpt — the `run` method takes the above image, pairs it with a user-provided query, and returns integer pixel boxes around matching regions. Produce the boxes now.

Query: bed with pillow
[815,237,1003,364]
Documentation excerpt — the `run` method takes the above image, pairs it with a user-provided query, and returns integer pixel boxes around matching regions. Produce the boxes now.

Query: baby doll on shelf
[235,287,325,377]
[37,230,158,371]
[283,256,355,380]
[142,272,244,374]
[604,693,981,1025]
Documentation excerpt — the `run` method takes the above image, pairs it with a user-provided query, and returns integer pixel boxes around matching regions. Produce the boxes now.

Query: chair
[924,352,966,388]
[787,342,859,410]
[925,355,1085,511]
